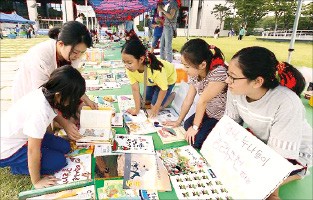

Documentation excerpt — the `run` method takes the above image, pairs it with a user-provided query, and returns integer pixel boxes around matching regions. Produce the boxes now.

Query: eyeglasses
[226,72,247,84]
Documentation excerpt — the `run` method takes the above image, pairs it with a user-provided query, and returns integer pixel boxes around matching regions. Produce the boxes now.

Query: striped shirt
[189,65,227,120]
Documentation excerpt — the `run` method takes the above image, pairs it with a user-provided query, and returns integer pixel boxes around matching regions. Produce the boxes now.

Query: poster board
[200,116,300,199]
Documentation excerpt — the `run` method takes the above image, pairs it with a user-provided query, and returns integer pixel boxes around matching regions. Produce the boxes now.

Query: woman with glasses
[163,38,228,149]
[12,21,97,141]
[225,46,312,199]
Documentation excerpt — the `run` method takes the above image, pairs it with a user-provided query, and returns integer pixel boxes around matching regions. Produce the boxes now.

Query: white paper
[200,116,300,199]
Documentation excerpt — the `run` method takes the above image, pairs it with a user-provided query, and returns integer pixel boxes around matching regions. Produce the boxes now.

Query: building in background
[0,0,226,37]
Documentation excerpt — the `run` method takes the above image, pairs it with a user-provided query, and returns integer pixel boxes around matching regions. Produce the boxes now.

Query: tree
[226,0,270,32]
[279,0,297,30]
[268,0,288,32]
[211,4,232,29]
[302,2,313,29]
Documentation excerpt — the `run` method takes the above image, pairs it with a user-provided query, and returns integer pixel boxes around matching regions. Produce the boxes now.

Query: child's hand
[64,121,82,141]
[149,106,159,118]
[162,120,181,127]
[126,108,139,116]
[34,176,59,189]
[85,98,98,110]
[185,127,198,145]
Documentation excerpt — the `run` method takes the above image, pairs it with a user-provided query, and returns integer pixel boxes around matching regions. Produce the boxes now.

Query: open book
[78,106,114,144]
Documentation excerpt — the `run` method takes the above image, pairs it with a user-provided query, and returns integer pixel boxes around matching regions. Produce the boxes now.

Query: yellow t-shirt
[126,59,177,90]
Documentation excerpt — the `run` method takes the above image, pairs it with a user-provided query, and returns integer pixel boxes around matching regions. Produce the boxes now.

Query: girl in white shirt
[1,65,86,189]
[12,21,97,141]
[225,46,312,199]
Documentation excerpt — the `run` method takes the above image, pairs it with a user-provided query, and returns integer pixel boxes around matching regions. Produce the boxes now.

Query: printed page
[200,116,301,199]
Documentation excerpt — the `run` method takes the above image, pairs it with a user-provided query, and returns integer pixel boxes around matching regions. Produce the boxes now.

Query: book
[157,126,186,144]
[77,106,114,144]
[26,185,95,200]
[18,180,94,200]
[170,169,232,199]
[200,116,302,199]
[113,134,155,154]
[124,111,156,135]
[111,113,124,127]
[123,154,158,190]
[97,179,141,199]
[95,154,125,179]
[117,95,135,112]
[54,154,92,185]
[157,145,208,176]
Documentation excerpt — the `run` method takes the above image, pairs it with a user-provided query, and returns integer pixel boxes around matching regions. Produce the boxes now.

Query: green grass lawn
[0,35,312,199]
[173,36,313,68]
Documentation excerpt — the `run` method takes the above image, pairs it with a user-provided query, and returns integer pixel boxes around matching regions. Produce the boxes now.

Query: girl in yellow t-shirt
[121,39,177,117]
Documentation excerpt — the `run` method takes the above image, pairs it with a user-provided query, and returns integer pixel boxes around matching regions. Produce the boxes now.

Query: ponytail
[146,52,163,72]
[209,45,226,70]
[122,39,163,73]
[232,46,305,97]
[276,62,306,96]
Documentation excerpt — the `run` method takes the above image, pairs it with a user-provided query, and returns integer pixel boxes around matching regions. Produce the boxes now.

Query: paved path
[0,55,23,112]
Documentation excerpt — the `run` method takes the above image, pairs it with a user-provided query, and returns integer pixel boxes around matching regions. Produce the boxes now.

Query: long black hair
[41,65,86,119]
[121,38,163,73]
[232,46,305,96]
[180,38,225,74]
[48,27,60,40]
[57,21,92,60]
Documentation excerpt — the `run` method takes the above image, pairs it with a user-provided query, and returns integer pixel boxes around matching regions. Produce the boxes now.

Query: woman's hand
[126,108,139,116]
[33,176,59,189]
[162,120,181,128]
[185,127,198,145]
[64,121,82,141]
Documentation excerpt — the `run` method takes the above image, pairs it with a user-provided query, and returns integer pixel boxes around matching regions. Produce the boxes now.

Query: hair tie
[209,45,216,50]
[146,50,151,65]
[276,61,286,75]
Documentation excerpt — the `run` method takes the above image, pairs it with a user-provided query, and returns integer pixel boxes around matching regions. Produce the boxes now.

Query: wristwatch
[192,124,199,131]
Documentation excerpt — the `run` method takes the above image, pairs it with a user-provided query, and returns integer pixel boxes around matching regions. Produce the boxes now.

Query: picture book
[117,95,135,112]
[86,85,103,91]
[111,113,124,127]
[113,134,155,154]
[155,156,172,191]
[170,169,232,200]
[157,126,186,144]
[147,108,179,123]
[26,185,95,200]
[139,190,159,200]
[18,180,94,200]
[102,72,116,82]
[200,115,301,199]
[97,179,141,200]
[123,154,158,190]
[156,145,208,175]
[78,106,114,144]
[95,154,125,179]
[124,111,156,135]
[66,144,94,157]
[54,154,92,185]
[93,143,113,156]
[102,82,121,89]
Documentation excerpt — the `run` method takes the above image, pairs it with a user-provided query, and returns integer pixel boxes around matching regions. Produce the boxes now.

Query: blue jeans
[160,25,173,62]
[184,113,219,149]
[152,35,162,48]
[146,84,175,106]
[0,133,70,175]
